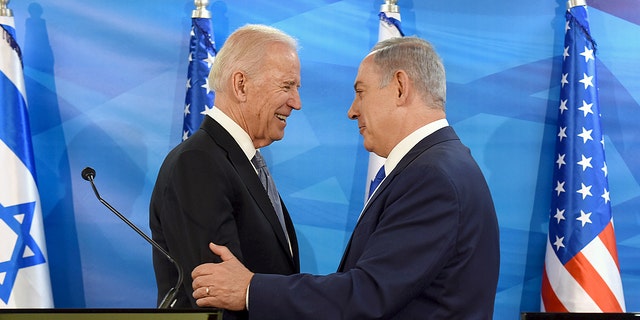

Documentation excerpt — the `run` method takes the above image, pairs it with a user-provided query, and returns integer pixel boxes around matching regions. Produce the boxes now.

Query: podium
[521,313,640,319]
[0,309,222,320]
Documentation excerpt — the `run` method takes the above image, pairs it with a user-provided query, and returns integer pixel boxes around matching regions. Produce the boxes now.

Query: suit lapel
[200,117,295,265]
[365,126,459,213]
[338,126,460,270]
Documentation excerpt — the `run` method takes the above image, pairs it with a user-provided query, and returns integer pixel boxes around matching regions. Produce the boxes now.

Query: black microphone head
[81,167,96,181]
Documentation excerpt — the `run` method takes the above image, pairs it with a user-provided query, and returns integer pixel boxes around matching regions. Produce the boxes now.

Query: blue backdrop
[8,0,640,318]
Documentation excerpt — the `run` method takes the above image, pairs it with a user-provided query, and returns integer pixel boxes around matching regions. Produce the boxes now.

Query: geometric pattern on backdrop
[4,0,640,315]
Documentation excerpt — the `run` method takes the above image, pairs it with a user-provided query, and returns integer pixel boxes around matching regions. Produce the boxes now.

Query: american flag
[365,0,404,200]
[1,13,53,308]
[182,8,216,141]
[541,1,625,312]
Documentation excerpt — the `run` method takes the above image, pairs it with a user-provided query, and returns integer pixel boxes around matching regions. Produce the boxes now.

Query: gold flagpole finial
[192,0,211,19]
[1,0,13,17]
[567,0,587,9]
[381,0,399,14]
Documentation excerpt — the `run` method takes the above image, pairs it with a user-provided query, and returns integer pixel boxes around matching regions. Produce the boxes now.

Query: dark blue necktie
[368,165,386,199]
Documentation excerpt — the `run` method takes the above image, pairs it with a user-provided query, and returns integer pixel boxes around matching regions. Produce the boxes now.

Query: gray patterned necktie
[251,151,292,255]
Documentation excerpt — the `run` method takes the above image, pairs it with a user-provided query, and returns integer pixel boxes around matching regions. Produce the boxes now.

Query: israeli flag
[1,15,54,308]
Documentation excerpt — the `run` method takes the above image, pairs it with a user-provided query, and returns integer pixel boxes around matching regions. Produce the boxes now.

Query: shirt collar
[206,106,257,160]
[383,118,449,175]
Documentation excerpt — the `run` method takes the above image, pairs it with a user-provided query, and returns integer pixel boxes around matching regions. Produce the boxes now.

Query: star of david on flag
[1,13,53,308]
[182,12,216,141]
[540,0,625,312]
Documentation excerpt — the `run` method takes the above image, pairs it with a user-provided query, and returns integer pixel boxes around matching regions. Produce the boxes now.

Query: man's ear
[394,70,410,105]
[232,71,247,102]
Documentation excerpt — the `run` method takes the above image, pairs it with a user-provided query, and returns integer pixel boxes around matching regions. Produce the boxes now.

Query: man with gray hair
[150,24,301,319]
[191,36,500,319]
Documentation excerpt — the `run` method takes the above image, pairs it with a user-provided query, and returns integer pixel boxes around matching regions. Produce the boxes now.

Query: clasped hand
[192,243,254,311]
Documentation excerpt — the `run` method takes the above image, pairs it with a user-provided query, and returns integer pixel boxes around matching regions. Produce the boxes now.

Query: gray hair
[209,24,298,93]
[369,36,446,110]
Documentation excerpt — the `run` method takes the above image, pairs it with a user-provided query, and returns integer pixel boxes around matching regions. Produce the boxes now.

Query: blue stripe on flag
[0,64,35,179]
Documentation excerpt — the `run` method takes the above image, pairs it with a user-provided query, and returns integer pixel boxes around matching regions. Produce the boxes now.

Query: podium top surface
[0,308,222,320]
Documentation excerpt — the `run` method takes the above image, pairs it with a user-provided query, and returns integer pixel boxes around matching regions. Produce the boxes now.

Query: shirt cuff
[245,281,250,310]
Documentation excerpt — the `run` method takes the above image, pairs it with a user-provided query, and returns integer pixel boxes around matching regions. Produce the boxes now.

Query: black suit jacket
[149,116,299,316]
[248,126,500,319]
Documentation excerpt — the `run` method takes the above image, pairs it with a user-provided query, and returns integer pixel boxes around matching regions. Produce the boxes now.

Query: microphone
[81,166,183,309]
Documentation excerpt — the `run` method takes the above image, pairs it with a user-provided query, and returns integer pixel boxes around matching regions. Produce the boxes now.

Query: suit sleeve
[248,164,461,319]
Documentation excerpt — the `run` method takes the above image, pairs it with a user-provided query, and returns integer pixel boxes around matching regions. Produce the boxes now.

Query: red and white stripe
[541,219,625,312]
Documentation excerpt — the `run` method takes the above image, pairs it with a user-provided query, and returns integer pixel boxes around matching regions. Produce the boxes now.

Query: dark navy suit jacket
[248,126,499,319]
[150,116,299,318]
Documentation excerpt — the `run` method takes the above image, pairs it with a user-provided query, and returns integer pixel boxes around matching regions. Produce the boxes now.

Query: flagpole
[192,0,211,19]
[567,0,586,9]
[0,0,12,17]
[380,0,399,13]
